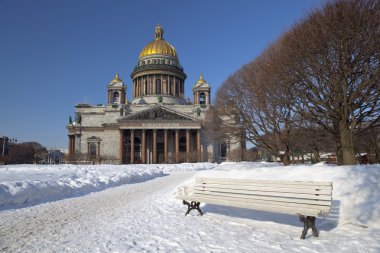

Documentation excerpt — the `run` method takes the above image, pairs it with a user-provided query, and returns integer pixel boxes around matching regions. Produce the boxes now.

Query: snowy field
[0,162,379,252]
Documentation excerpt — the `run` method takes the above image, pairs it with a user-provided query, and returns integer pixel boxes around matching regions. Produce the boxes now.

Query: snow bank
[0,163,214,210]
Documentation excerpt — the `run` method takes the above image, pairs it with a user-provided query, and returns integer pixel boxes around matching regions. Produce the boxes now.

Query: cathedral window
[89,143,97,159]
[134,137,141,162]
[199,92,206,104]
[179,137,186,152]
[112,92,120,104]
[156,79,161,94]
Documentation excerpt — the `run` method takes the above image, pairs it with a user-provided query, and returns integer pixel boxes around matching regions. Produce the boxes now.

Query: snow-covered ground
[0,162,379,252]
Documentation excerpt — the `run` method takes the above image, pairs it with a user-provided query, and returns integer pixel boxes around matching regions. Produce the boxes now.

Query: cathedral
[67,25,241,164]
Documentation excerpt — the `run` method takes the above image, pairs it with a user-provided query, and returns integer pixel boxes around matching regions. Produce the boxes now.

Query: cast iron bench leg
[299,215,319,239]
[183,200,203,216]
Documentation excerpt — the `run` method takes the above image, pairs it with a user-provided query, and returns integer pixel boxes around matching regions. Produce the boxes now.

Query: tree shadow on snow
[202,199,340,232]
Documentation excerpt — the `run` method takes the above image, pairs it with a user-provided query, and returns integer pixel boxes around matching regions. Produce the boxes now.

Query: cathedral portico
[119,127,201,164]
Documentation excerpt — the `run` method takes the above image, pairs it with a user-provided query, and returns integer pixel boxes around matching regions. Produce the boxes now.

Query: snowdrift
[0,163,214,209]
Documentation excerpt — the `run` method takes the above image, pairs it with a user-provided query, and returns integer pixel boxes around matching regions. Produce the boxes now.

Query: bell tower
[192,74,211,105]
[107,73,126,105]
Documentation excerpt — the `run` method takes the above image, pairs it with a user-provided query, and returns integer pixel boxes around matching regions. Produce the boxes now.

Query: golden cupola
[139,24,178,60]
[193,73,211,105]
[107,73,126,105]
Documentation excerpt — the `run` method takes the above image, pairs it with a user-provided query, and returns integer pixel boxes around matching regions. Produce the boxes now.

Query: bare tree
[6,142,47,164]
[215,42,297,165]
[290,124,336,163]
[355,126,380,163]
[281,0,380,165]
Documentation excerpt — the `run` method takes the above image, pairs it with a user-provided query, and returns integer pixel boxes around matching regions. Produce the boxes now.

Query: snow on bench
[176,177,333,239]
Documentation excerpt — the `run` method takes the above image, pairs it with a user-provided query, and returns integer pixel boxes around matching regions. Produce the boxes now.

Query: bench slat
[196,178,333,187]
[195,180,333,191]
[192,190,332,206]
[194,184,332,197]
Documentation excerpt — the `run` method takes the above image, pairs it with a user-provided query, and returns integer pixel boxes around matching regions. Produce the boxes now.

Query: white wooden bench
[176,177,333,239]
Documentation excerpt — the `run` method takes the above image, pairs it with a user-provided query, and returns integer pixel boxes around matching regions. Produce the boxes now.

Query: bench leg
[299,215,319,239]
[183,200,203,216]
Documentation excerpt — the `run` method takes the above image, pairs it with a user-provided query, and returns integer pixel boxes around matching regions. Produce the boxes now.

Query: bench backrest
[193,177,333,217]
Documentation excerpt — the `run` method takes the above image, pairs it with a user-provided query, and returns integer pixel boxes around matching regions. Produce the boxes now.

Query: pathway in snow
[0,172,195,252]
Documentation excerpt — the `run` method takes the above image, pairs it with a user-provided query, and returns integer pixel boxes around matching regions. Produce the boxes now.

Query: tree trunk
[282,154,290,166]
[282,146,291,166]
[339,122,357,165]
[375,147,380,164]
[313,149,320,163]
[336,141,343,165]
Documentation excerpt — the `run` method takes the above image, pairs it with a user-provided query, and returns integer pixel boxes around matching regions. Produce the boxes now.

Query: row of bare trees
[1,142,48,164]
[214,0,380,165]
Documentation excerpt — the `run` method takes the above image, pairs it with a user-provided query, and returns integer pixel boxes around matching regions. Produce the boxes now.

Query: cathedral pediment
[119,105,197,122]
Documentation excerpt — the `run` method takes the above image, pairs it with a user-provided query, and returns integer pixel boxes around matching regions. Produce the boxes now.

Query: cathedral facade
[67,25,239,164]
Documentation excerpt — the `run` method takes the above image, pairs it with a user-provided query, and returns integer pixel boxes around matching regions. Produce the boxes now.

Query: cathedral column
[119,130,125,164]
[166,75,170,95]
[130,129,135,164]
[138,79,141,97]
[197,129,201,162]
[142,129,146,164]
[153,129,157,163]
[173,76,177,95]
[175,129,179,163]
[144,76,147,96]
[164,75,168,95]
[68,135,73,155]
[97,141,100,160]
[164,129,168,163]
[160,74,163,95]
[186,129,190,162]
[153,76,156,94]
[134,80,137,98]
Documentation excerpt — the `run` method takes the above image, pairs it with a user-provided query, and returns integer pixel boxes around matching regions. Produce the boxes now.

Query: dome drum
[131,64,186,80]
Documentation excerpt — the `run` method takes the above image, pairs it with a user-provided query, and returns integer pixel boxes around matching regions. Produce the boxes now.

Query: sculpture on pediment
[126,107,192,121]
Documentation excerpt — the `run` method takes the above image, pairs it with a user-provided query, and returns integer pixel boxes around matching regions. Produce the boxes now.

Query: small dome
[111,73,122,83]
[139,25,178,60]
[193,73,210,88]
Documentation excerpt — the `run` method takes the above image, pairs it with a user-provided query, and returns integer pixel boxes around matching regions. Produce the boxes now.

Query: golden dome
[193,73,210,90]
[139,25,178,59]
[111,73,122,83]
[196,73,206,84]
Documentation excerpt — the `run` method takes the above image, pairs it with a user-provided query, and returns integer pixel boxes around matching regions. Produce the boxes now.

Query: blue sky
[0,0,323,148]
